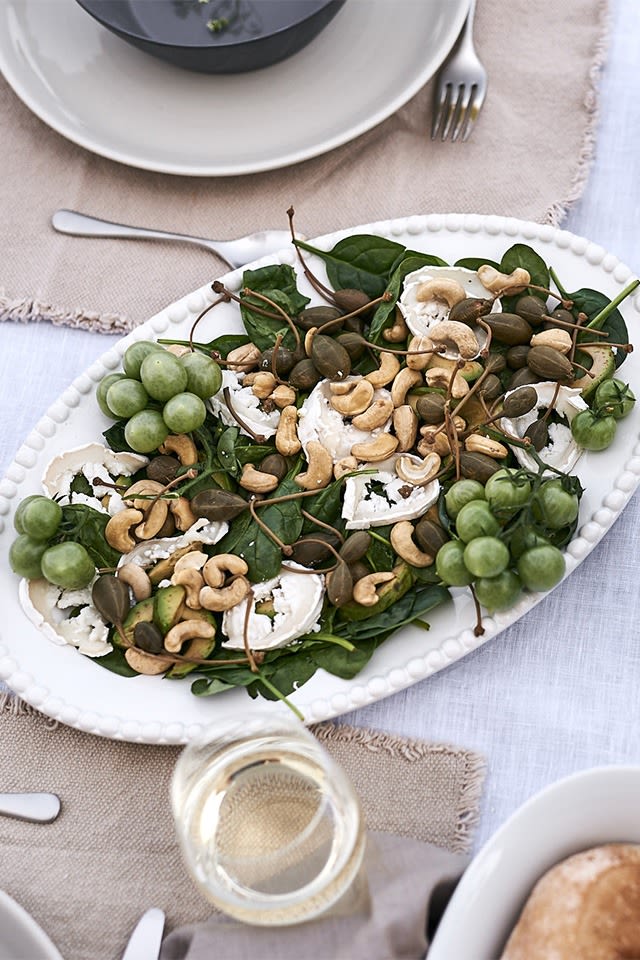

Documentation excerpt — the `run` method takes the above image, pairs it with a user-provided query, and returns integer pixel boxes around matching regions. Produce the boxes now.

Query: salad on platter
[8,213,638,715]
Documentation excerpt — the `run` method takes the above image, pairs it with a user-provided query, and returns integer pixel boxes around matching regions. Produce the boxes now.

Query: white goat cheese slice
[297,377,392,462]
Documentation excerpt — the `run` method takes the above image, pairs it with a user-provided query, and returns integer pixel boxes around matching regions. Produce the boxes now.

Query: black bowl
[75,0,346,74]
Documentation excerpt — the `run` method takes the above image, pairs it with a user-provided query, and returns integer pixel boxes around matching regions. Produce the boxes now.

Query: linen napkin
[159,832,466,960]
[0,700,485,960]
[0,0,608,332]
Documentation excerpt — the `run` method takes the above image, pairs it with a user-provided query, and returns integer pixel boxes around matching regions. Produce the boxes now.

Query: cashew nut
[202,554,249,588]
[239,463,279,494]
[425,321,480,361]
[425,366,469,398]
[351,397,394,431]
[464,434,509,459]
[333,456,359,480]
[393,405,419,452]
[199,576,251,612]
[172,567,205,609]
[117,563,152,601]
[329,379,375,416]
[365,352,401,388]
[390,521,434,568]
[395,452,441,486]
[226,343,262,372]
[160,434,198,466]
[295,441,334,490]
[125,647,174,675]
[382,310,409,343]
[350,433,399,462]
[251,371,278,399]
[169,496,197,531]
[416,278,466,309]
[174,551,208,574]
[390,367,422,407]
[164,344,191,358]
[530,329,573,355]
[164,619,216,654]
[352,571,395,607]
[477,264,531,296]
[275,405,302,457]
[406,334,437,371]
[271,384,297,408]
[105,508,144,552]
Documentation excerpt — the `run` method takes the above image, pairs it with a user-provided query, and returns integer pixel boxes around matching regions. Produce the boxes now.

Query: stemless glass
[170,712,366,926]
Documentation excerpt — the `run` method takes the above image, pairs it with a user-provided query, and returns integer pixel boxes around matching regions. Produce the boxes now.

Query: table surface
[2,0,639,856]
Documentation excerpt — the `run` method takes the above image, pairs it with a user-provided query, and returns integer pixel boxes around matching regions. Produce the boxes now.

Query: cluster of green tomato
[570,377,635,451]
[435,468,578,613]
[97,340,223,454]
[9,495,96,589]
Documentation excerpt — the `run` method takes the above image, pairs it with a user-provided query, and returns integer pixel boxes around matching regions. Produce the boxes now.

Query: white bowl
[429,766,640,960]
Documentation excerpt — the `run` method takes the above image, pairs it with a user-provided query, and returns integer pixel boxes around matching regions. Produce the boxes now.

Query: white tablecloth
[2,0,638,854]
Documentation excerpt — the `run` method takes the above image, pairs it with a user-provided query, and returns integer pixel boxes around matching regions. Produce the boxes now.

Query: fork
[431,0,487,142]
[51,209,294,270]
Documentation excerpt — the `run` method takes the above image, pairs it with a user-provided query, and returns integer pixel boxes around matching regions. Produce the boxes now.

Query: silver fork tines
[431,0,487,142]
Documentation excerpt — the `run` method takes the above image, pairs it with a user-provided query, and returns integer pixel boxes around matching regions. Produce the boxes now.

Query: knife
[121,908,166,960]
[0,791,61,823]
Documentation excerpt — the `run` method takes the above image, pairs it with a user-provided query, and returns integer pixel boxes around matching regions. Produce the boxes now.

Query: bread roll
[500,844,640,960]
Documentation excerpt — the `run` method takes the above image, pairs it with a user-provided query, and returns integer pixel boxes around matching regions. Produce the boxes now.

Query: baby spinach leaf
[338,583,448,641]
[454,256,501,271]
[58,503,121,569]
[102,420,135,454]
[500,244,550,291]
[301,478,346,533]
[240,264,310,351]
[295,235,407,298]
[94,647,138,677]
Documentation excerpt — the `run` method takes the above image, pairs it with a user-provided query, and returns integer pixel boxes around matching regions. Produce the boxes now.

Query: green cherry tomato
[532,479,579,530]
[96,373,126,418]
[40,542,95,589]
[455,500,501,543]
[463,536,510,579]
[162,392,207,434]
[139,351,188,402]
[474,570,522,613]
[14,495,47,534]
[13,495,62,541]
[180,352,223,400]
[435,541,474,587]
[105,378,149,419]
[570,409,617,451]
[517,545,565,592]
[124,409,169,454]
[122,339,165,379]
[484,468,532,514]
[508,526,550,560]
[9,535,48,579]
[444,479,486,519]
[594,378,636,420]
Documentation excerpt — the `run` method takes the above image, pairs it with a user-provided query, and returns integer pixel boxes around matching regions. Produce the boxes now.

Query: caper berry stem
[223,386,267,443]
[469,584,486,638]
[585,278,640,330]
[300,510,345,544]
[242,587,260,673]
[248,498,293,556]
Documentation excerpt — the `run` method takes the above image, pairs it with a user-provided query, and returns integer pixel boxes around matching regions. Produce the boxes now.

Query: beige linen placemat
[0,0,607,333]
[0,699,485,960]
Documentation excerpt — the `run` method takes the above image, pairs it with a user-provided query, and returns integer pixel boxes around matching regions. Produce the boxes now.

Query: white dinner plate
[429,765,640,959]
[0,0,469,176]
[1,213,639,743]
[0,889,63,960]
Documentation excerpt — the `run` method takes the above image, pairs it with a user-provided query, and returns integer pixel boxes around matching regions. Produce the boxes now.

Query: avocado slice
[338,562,413,622]
[166,609,217,678]
[153,585,186,635]
[116,596,155,648]
[573,345,615,399]
[148,546,199,586]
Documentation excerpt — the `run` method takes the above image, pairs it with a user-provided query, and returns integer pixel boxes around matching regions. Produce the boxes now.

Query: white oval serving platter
[1,213,639,743]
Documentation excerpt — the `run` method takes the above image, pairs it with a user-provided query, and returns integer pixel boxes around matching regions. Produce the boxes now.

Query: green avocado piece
[573,345,615,399]
[153,585,186,635]
[116,596,155,648]
[338,562,413,622]
[166,609,217,679]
